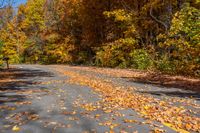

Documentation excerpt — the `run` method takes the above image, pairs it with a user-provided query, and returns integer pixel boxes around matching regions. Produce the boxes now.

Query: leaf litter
[55,67,200,132]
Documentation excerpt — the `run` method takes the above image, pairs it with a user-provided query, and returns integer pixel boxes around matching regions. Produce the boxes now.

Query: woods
[0,0,199,76]
[0,1,200,132]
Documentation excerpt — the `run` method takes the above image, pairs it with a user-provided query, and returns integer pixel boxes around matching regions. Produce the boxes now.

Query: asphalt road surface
[0,65,199,133]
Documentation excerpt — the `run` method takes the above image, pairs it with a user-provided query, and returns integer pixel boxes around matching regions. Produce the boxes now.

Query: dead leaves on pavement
[69,66,200,93]
[56,67,200,132]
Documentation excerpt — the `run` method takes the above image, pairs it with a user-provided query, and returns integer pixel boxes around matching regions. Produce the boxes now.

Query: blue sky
[13,0,27,7]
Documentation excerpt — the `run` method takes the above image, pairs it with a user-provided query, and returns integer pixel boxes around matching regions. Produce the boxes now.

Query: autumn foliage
[0,0,199,76]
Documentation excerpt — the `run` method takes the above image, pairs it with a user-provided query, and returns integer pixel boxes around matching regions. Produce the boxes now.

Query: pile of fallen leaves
[56,67,200,132]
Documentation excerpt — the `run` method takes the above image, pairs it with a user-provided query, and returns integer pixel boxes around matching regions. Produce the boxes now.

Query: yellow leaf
[163,122,189,133]
[9,107,16,111]
[12,125,20,132]
[123,119,137,123]
[95,114,100,118]
[144,105,150,110]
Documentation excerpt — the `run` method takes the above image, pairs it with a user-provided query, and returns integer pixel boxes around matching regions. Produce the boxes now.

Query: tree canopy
[0,0,199,76]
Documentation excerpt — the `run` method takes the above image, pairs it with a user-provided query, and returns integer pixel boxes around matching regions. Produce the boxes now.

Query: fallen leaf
[12,125,20,132]
[123,119,137,123]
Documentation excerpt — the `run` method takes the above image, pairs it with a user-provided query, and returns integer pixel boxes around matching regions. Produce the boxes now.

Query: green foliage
[156,55,176,73]
[76,51,91,64]
[96,39,153,70]
[169,3,200,46]
[130,49,153,70]
[158,3,200,76]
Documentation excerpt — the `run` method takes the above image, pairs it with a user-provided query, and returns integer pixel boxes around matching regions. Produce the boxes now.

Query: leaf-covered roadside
[65,65,200,93]
[55,66,200,132]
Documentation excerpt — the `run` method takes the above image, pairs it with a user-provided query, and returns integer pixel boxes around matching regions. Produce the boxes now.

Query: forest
[0,0,200,77]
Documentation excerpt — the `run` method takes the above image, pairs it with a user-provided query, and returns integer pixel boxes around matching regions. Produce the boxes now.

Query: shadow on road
[137,90,200,101]
[122,73,200,100]
[0,68,53,105]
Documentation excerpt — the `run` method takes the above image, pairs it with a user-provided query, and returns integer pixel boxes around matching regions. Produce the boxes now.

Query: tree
[0,5,16,63]
[158,2,200,75]
[0,0,199,76]
[18,0,45,63]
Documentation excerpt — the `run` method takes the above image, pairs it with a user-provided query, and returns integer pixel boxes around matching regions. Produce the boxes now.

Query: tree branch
[150,5,168,33]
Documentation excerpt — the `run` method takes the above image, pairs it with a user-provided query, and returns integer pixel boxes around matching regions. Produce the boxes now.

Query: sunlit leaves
[23,0,46,32]
[104,9,132,22]
[56,67,200,132]
[170,3,200,46]
[158,2,200,75]
[12,125,20,132]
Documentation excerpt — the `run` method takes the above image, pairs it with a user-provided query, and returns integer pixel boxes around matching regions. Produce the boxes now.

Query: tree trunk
[6,60,9,69]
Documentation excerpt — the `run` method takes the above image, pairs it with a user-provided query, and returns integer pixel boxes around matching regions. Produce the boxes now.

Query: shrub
[76,51,90,64]
[157,3,200,76]
[95,38,138,68]
[156,55,176,73]
[129,49,153,70]
[43,36,75,64]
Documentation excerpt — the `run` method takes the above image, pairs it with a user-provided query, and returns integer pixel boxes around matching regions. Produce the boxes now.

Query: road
[0,65,199,133]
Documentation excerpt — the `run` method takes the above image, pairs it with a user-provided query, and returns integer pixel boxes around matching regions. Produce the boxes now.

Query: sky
[13,0,27,8]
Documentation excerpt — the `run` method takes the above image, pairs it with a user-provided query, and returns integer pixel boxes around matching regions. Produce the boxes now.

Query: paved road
[0,65,199,133]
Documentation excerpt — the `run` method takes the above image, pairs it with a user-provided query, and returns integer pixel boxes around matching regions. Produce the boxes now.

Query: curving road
[0,65,199,133]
